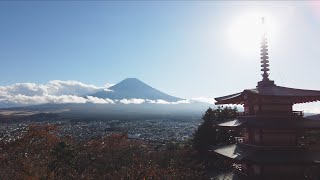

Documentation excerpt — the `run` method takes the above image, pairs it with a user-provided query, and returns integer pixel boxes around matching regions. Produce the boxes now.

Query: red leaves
[0,125,205,179]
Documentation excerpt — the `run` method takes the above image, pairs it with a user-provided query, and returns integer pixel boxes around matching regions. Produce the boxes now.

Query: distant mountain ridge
[306,114,320,120]
[90,78,183,102]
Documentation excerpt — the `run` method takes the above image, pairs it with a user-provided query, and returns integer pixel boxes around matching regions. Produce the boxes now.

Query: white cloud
[0,80,105,97]
[0,83,48,96]
[172,99,191,104]
[146,99,190,104]
[191,97,216,104]
[0,80,113,106]
[104,83,115,89]
[2,94,88,105]
[147,99,170,104]
[120,98,145,104]
[86,96,115,104]
[119,99,190,105]
[46,80,102,96]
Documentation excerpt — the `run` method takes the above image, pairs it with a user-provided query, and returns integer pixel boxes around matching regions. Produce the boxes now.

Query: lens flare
[227,11,277,56]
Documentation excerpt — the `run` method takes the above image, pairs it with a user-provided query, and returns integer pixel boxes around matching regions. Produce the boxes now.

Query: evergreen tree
[193,106,238,153]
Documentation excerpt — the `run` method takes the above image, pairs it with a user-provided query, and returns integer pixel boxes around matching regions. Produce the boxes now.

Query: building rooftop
[217,118,320,129]
[215,85,320,105]
[213,144,320,164]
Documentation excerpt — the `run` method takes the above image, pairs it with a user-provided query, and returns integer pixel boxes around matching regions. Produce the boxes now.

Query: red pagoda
[213,18,320,179]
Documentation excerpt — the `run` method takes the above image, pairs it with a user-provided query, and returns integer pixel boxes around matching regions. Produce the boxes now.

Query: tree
[0,125,62,179]
[1,124,207,179]
[193,106,238,153]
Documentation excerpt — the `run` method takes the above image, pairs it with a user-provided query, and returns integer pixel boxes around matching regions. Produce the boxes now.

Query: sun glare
[227,11,276,56]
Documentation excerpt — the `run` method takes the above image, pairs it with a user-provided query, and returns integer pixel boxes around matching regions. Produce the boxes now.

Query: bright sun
[227,12,276,56]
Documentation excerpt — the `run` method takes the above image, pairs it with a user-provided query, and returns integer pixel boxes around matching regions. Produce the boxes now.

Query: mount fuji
[90,78,182,102]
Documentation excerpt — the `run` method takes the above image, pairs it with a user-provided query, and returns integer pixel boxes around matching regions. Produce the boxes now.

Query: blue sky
[1,1,320,110]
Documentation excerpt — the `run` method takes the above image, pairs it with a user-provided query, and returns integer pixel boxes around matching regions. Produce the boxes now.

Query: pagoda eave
[213,144,320,165]
[215,85,320,105]
[216,118,320,129]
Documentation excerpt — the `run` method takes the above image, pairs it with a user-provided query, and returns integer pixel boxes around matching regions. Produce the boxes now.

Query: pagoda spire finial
[260,17,270,82]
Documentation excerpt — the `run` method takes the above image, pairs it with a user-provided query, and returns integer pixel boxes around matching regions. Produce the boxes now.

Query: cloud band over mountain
[0,80,104,107]
[0,80,104,97]
[0,80,207,107]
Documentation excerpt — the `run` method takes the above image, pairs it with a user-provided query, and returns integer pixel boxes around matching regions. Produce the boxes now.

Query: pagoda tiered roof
[213,144,320,164]
[215,84,320,105]
[211,17,320,179]
[217,117,320,129]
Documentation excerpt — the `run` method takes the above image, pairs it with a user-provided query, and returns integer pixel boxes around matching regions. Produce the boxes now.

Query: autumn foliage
[0,125,205,179]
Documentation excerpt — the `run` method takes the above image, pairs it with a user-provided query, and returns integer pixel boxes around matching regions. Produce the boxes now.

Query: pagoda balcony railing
[236,141,308,149]
[237,112,249,116]
[292,111,304,117]
[237,111,304,117]
[232,163,247,176]
[235,136,244,143]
